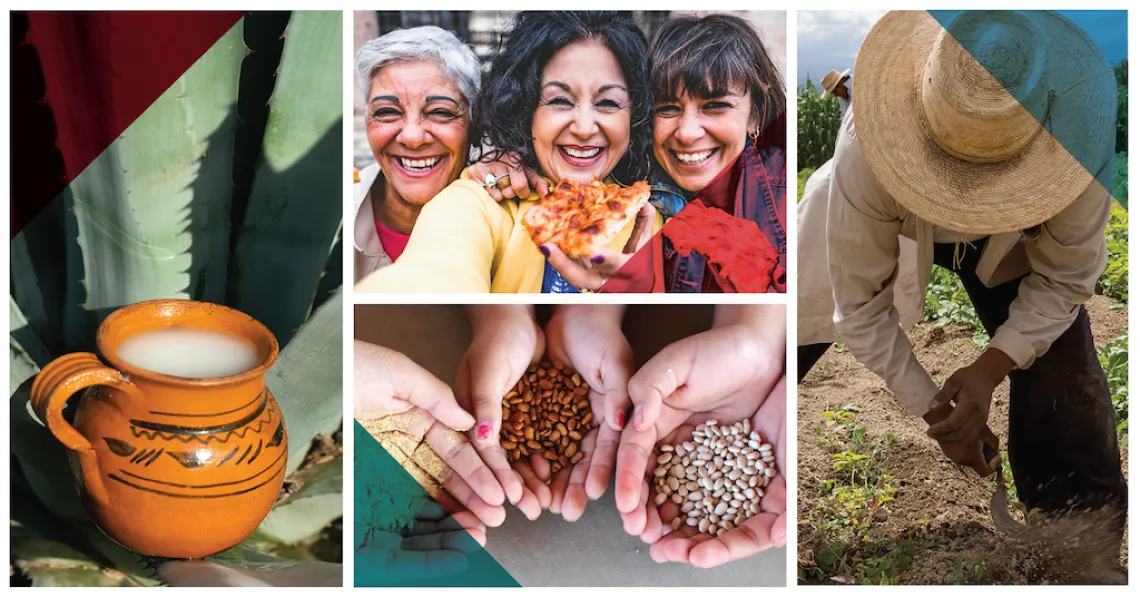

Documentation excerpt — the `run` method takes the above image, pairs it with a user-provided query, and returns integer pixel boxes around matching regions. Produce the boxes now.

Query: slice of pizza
[523,178,651,258]
[662,200,779,293]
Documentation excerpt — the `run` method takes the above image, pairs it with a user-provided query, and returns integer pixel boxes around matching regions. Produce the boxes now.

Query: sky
[797,10,1127,89]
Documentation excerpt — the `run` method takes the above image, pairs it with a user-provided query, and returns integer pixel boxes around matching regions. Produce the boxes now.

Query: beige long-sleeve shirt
[353,163,394,283]
[814,109,1111,416]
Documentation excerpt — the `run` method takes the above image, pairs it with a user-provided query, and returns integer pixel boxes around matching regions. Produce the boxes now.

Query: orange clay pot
[30,299,288,559]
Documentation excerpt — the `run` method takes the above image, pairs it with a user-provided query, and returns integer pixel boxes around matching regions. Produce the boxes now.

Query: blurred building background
[353,10,786,169]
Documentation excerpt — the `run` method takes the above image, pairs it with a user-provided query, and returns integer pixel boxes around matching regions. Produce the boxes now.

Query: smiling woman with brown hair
[644,13,787,294]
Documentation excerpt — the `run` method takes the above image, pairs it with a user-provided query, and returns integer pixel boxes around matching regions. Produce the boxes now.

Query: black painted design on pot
[128,401,275,445]
[267,421,284,448]
[107,462,285,499]
[143,448,164,466]
[130,395,267,436]
[247,439,263,464]
[147,390,266,418]
[167,450,213,468]
[215,446,240,467]
[131,449,162,464]
[104,437,136,457]
[108,451,287,498]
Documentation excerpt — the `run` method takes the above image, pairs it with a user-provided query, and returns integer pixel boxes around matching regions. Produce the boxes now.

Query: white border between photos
[0,1,1135,595]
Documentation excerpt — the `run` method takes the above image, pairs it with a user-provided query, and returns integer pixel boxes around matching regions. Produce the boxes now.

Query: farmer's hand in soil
[926,348,1014,444]
[464,153,549,201]
[542,305,633,521]
[355,498,486,584]
[456,305,548,519]
[924,404,1001,477]
[615,305,786,566]
[354,341,507,526]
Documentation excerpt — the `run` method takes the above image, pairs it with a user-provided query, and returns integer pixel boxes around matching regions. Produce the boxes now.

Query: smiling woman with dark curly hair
[355,11,662,294]
[474,13,655,191]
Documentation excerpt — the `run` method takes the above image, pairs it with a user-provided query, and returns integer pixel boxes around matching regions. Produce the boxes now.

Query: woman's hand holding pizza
[541,202,658,292]
[538,305,634,521]
[614,306,787,567]
[467,154,664,294]
[454,306,549,520]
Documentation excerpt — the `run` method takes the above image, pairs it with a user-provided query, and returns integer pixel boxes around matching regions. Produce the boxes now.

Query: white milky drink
[117,329,260,379]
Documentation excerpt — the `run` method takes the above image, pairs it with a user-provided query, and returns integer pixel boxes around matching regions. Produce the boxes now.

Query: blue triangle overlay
[353,420,520,587]
[927,10,1126,209]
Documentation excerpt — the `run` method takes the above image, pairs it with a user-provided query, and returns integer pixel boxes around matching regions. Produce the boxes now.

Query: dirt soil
[798,295,1128,584]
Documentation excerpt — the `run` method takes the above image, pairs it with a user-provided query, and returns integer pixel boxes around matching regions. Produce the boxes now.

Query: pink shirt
[374,219,410,262]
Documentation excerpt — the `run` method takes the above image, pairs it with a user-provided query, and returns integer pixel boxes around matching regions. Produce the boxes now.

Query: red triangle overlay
[11,11,244,237]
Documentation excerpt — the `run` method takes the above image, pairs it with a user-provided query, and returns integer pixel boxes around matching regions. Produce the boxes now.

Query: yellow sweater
[354,176,661,293]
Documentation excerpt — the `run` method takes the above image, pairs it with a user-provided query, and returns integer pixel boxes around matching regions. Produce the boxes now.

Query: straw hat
[819,68,851,99]
[852,11,1115,234]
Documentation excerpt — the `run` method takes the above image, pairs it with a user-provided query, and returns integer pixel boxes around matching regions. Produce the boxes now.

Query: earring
[748,126,760,140]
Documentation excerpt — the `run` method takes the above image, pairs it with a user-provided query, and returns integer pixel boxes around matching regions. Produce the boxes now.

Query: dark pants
[800,240,1127,539]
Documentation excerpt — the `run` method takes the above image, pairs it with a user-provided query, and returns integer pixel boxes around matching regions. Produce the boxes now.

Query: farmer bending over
[798,10,1127,572]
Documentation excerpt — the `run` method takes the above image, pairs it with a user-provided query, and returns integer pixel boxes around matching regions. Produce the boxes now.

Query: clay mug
[30,300,288,559]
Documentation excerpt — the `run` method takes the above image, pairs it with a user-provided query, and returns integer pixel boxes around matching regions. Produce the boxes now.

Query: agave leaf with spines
[312,234,344,313]
[10,377,88,520]
[162,546,341,586]
[10,202,68,358]
[9,341,40,393]
[257,454,343,544]
[11,468,161,587]
[267,288,344,476]
[9,10,344,583]
[228,10,343,346]
[62,20,246,347]
[10,301,49,389]
[12,537,137,587]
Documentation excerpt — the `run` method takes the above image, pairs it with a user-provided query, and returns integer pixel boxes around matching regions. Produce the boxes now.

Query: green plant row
[802,404,909,585]
[797,167,816,203]
[1099,330,1129,434]
[797,78,841,171]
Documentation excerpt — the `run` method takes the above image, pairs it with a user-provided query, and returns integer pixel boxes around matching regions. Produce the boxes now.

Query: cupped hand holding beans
[536,305,634,521]
[615,305,787,568]
[454,305,548,520]
[354,340,507,527]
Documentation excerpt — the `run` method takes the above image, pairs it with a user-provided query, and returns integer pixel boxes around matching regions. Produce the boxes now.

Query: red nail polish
[616,411,625,429]
[477,423,492,440]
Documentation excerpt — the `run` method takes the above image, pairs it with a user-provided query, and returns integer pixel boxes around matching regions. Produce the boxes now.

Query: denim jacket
[652,116,787,293]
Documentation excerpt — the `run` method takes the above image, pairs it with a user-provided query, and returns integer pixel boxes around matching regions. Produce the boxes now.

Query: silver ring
[483,173,500,188]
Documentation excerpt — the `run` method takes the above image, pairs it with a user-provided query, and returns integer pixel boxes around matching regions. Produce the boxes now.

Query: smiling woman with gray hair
[353,26,481,282]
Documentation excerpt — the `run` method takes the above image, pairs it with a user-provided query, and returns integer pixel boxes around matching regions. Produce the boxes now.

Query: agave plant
[10,11,344,586]
[796,78,842,171]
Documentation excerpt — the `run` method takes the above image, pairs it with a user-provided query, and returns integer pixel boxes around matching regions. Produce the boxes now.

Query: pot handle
[30,352,141,507]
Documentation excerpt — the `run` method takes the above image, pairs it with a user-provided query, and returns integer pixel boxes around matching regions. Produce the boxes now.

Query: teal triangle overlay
[927,10,1125,209]
[353,420,520,587]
